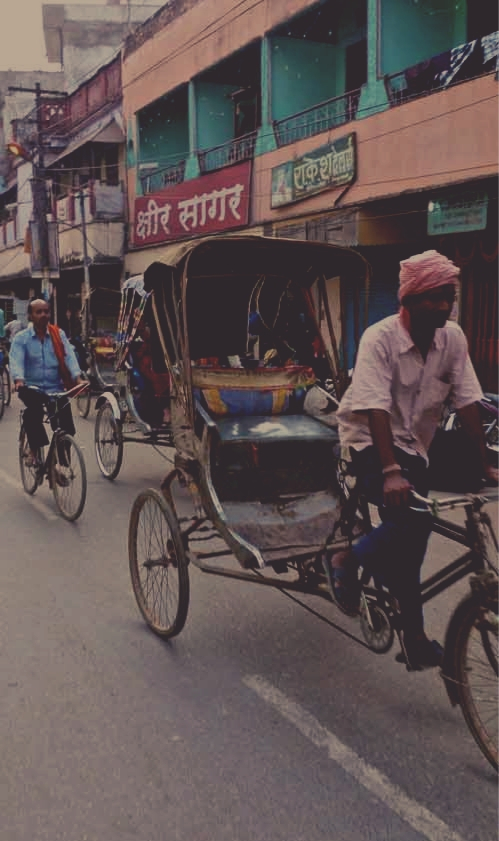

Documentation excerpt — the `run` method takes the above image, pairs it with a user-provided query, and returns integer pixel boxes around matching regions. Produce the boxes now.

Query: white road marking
[243,675,465,841]
[0,467,58,521]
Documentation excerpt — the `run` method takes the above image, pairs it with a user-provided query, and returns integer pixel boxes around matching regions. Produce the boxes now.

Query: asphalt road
[0,395,497,841]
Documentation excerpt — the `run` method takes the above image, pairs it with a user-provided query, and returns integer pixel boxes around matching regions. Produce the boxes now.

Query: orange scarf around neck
[47,324,73,389]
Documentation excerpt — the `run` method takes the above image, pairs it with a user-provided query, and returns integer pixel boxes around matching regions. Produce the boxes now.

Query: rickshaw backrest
[192,365,316,418]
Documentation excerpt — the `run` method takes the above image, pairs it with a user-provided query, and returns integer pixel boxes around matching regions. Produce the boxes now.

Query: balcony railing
[140,160,186,194]
[55,181,124,225]
[198,130,258,174]
[385,31,498,107]
[273,89,361,148]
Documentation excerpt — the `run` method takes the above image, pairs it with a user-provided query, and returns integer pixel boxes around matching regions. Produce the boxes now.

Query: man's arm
[368,409,412,506]
[9,334,25,389]
[456,402,498,484]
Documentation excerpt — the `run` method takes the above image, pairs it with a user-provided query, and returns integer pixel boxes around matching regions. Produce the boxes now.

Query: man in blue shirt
[10,299,83,460]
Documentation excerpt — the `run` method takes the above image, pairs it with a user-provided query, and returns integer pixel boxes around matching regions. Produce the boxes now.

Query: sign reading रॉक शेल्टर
[133,161,251,246]
[271,132,356,209]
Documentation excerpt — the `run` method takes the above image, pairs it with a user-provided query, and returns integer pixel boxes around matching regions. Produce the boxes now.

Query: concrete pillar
[184,79,201,180]
[255,37,277,155]
[356,0,389,119]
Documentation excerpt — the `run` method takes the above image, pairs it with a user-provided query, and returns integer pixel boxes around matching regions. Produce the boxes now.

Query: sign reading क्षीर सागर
[271,132,356,209]
[133,161,251,246]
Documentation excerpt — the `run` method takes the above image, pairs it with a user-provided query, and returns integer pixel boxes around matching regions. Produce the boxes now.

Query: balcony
[385,31,498,107]
[56,182,124,226]
[198,130,258,174]
[273,89,361,148]
[5,218,17,247]
[139,159,186,194]
[55,181,125,268]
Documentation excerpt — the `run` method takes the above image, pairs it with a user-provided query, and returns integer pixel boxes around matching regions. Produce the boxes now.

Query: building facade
[122,0,498,389]
[43,54,126,338]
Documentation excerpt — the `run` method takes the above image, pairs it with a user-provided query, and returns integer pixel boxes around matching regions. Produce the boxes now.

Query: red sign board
[133,161,251,246]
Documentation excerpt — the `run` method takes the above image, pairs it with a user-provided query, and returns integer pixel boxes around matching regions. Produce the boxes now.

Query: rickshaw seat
[214,414,339,445]
[192,364,316,418]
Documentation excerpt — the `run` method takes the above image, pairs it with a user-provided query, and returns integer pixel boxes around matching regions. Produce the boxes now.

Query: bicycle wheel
[95,402,123,480]
[0,372,4,420]
[453,593,498,770]
[129,489,189,639]
[2,365,11,407]
[50,433,87,521]
[19,428,42,495]
[76,374,91,418]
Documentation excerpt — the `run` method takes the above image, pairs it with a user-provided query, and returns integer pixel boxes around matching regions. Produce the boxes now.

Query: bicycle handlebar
[409,489,495,515]
[20,382,89,401]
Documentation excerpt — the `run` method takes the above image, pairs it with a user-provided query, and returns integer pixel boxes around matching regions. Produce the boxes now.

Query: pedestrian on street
[323,249,498,670]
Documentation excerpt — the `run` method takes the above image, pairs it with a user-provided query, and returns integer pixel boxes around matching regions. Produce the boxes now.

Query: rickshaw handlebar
[409,489,495,514]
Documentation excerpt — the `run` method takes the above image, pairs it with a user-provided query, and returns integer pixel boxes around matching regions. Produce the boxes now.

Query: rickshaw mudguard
[96,391,122,421]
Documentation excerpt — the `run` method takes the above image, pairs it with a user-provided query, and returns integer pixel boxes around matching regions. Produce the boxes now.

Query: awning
[48,117,124,167]
[0,244,31,280]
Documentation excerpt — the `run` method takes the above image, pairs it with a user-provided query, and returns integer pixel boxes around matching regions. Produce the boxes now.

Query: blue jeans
[350,446,433,638]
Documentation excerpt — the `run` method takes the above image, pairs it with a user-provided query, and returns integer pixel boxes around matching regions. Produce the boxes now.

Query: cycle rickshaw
[94,274,173,479]
[125,235,498,770]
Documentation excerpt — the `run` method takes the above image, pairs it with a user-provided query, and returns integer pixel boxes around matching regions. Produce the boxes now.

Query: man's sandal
[395,637,444,671]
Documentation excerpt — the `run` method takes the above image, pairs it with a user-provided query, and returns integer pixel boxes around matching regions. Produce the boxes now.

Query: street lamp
[5,141,32,160]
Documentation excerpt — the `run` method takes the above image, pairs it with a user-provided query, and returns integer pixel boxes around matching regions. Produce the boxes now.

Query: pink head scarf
[398,250,459,302]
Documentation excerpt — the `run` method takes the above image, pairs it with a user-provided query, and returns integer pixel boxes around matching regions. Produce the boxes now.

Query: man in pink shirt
[324,250,497,670]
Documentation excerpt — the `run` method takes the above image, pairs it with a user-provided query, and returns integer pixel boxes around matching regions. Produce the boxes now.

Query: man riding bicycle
[9,299,84,465]
[323,250,498,670]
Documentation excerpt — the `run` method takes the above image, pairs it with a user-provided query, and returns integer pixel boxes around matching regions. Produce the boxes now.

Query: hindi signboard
[133,161,251,246]
[427,192,488,236]
[271,133,356,209]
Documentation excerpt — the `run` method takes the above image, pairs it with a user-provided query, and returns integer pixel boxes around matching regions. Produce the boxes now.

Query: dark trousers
[351,446,433,639]
[20,389,75,452]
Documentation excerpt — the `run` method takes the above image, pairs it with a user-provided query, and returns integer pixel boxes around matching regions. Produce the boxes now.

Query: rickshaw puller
[324,250,498,670]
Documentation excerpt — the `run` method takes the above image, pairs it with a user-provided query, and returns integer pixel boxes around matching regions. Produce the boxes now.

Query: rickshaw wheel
[129,489,189,639]
[76,374,91,418]
[95,401,123,479]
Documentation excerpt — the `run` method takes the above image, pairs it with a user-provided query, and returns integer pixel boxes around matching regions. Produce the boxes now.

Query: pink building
[122,0,498,387]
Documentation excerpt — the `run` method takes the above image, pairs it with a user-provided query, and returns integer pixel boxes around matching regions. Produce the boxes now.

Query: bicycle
[348,486,498,770]
[18,383,89,521]
[0,341,11,419]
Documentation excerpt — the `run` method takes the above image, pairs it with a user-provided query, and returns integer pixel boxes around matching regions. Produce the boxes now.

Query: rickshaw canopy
[140,235,370,417]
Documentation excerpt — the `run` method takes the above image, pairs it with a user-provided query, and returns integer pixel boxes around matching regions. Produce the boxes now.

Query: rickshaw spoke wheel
[50,434,87,521]
[95,402,123,479]
[129,489,189,639]
[454,596,498,771]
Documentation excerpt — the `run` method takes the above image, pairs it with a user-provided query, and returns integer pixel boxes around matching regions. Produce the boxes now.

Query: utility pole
[78,190,91,342]
[8,83,66,319]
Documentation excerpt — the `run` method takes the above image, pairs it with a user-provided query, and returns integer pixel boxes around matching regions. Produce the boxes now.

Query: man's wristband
[382,463,402,476]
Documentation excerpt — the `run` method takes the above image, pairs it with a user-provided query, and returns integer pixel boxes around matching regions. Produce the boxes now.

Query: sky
[0,0,104,72]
